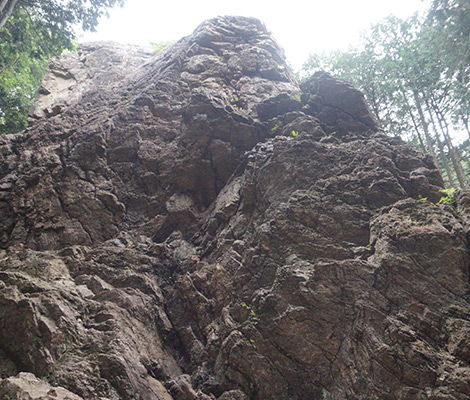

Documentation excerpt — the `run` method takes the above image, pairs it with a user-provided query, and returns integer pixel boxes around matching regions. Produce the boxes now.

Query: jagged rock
[0,372,84,399]
[301,70,380,135]
[217,390,249,400]
[0,14,469,400]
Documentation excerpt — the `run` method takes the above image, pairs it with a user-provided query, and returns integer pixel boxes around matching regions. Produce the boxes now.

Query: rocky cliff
[1,16,470,400]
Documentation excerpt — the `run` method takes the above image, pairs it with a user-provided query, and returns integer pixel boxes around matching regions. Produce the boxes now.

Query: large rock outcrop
[1,15,470,400]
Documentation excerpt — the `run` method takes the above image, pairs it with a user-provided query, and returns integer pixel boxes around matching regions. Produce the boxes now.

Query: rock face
[0,15,470,400]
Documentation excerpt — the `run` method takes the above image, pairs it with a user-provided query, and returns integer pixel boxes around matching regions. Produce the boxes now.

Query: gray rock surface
[0,372,84,399]
[0,15,469,400]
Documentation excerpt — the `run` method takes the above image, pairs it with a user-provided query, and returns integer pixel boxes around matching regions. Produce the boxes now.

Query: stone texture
[0,372,84,399]
[0,14,469,400]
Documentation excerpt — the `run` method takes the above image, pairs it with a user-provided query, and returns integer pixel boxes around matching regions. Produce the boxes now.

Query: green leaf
[0,0,124,134]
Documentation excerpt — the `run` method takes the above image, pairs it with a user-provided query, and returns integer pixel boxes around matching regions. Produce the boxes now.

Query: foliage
[301,3,470,188]
[271,121,283,134]
[150,41,174,55]
[437,187,456,204]
[322,389,332,400]
[241,302,259,322]
[0,0,124,134]
[18,0,125,36]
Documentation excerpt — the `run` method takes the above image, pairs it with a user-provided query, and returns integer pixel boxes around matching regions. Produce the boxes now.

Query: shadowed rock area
[1,15,470,400]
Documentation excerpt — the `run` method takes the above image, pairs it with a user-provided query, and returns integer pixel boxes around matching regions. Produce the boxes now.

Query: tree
[428,0,470,139]
[302,8,470,187]
[0,0,19,30]
[151,41,175,54]
[0,0,124,134]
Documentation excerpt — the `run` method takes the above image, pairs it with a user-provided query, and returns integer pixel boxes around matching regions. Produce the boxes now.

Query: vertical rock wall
[0,15,469,400]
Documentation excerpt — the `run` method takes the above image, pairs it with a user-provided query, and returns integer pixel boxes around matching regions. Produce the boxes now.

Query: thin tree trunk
[435,108,469,188]
[368,86,381,123]
[461,113,470,139]
[400,89,426,151]
[412,90,439,167]
[428,108,455,187]
[407,105,426,151]
[0,0,9,14]
[0,0,18,31]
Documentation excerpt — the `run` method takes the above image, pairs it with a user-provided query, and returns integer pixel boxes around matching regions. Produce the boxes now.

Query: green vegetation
[437,187,456,204]
[57,342,72,361]
[249,309,259,321]
[291,130,299,138]
[150,41,174,54]
[0,0,125,134]
[241,302,259,322]
[417,188,456,205]
[271,121,283,133]
[301,0,470,188]
[290,92,301,101]
[229,95,245,111]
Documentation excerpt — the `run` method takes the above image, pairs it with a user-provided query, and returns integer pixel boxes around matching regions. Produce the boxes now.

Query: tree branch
[0,0,19,31]
[0,0,10,14]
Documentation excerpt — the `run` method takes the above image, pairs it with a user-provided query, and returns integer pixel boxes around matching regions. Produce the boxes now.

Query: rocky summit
[0,15,470,400]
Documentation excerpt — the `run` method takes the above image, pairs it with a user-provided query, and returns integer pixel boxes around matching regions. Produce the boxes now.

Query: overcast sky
[78,0,429,70]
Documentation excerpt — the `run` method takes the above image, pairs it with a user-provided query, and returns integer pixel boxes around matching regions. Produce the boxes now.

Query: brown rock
[0,372,83,399]
[0,14,469,400]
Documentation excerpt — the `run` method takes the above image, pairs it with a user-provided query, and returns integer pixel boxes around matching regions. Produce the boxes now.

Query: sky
[78,0,429,71]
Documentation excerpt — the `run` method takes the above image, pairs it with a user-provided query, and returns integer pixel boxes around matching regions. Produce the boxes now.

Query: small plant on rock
[322,389,332,400]
[291,92,301,101]
[271,121,283,133]
[241,302,259,322]
[230,95,244,111]
[437,188,455,205]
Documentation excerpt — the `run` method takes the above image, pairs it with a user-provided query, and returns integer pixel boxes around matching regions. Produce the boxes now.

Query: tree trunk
[406,103,426,151]
[0,0,19,31]
[435,108,469,188]
[428,109,455,187]
[461,113,470,139]
[0,0,9,13]
[399,88,426,151]
[368,86,381,123]
[412,90,439,167]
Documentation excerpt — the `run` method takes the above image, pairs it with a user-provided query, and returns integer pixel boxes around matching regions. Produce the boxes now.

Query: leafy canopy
[301,1,470,187]
[0,0,124,134]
